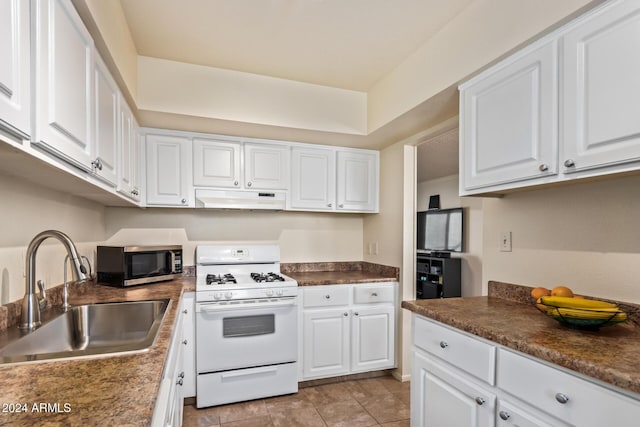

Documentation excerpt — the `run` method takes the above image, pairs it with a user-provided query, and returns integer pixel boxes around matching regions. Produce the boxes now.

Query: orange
[551,286,574,297]
[531,287,551,300]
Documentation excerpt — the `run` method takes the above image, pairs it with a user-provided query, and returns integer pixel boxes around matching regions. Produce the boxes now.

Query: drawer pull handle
[555,393,569,404]
[371,292,378,297]
[499,411,510,421]
[343,312,348,317]
[354,312,359,316]
[325,295,331,299]
[475,397,485,405]
[439,341,448,349]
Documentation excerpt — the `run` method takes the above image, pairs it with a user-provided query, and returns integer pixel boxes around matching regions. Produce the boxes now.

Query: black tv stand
[416,254,461,299]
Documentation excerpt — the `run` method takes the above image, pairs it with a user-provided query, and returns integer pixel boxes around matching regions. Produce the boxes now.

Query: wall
[367,0,600,132]
[417,175,483,296]
[0,172,106,303]
[482,174,640,303]
[105,207,365,265]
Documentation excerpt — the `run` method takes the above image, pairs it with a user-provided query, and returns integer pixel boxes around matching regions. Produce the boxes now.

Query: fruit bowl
[535,301,629,330]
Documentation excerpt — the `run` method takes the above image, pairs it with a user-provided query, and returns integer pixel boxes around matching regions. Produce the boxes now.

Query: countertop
[401,281,640,397]
[282,261,399,286]
[0,277,195,427]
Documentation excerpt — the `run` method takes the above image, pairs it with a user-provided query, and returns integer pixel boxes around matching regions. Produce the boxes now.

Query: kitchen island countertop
[402,281,640,397]
[0,277,195,427]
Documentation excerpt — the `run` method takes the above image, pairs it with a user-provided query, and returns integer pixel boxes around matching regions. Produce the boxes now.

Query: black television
[416,207,463,256]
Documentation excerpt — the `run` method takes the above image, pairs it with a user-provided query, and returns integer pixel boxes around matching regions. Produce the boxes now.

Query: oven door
[195,297,297,373]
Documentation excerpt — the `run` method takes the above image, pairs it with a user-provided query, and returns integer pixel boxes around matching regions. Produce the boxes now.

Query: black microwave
[97,245,183,287]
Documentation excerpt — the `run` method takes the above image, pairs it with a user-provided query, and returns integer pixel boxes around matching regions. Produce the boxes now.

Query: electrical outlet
[500,231,512,252]
[372,242,378,255]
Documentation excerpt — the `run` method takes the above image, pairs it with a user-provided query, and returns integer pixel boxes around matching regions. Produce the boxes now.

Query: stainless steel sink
[0,299,170,364]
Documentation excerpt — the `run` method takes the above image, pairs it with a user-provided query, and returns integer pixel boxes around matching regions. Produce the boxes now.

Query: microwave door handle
[169,251,176,273]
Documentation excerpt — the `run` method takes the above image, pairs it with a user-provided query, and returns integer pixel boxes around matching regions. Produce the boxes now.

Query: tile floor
[183,376,410,427]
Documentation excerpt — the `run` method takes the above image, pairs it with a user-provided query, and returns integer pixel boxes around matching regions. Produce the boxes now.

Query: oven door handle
[196,298,297,313]
[220,366,278,381]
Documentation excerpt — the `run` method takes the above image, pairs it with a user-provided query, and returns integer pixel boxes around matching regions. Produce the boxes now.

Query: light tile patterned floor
[183,376,410,427]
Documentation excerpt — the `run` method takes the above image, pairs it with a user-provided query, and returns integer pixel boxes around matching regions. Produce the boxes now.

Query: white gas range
[194,244,299,408]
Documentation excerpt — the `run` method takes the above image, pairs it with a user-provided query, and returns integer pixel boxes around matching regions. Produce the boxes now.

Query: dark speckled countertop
[0,277,195,427]
[281,261,399,286]
[402,281,640,397]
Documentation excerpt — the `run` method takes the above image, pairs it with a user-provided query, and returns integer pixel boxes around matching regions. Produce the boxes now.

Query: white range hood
[194,189,286,210]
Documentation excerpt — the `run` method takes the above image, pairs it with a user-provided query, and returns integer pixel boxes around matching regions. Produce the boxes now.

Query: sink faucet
[20,230,89,330]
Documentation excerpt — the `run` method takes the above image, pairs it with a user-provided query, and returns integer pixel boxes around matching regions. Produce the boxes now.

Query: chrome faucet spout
[20,230,88,330]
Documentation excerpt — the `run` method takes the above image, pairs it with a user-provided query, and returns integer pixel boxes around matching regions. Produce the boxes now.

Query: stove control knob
[224,291,233,299]
[266,290,274,297]
[213,292,222,300]
[276,289,284,296]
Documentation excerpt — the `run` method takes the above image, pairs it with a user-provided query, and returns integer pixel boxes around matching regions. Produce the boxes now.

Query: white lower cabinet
[412,350,495,427]
[152,305,185,427]
[181,292,196,398]
[411,314,640,427]
[300,283,397,381]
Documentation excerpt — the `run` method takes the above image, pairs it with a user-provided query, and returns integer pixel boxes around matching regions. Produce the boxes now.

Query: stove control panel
[197,287,297,302]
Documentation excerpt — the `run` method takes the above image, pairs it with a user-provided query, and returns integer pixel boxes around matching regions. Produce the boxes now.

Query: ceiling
[119,0,473,92]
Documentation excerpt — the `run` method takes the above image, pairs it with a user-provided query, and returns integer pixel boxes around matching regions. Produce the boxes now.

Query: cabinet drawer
[303,286,350,308]
[413,316,495,385]
[497,348,640,426]
[353,284,394,304]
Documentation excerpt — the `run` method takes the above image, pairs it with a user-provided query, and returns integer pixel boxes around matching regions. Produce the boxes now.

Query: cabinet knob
[439,341,448,349]
[555,393,569,404]
[247,182,252,187]
[179,371,185,379]
[182,339,188,345]
[325,295,331,299]
[564,159,575,168]
[338,204,344,208]
[475,397,485,406]
[343,312,348,317]
[234,180,239,186]
[181,198,187,204]
[182,309,188,314]
[91,158,103,171]
[499,411,510,421]
[371,292,378,297]
[354,312,359,316]
[176,379,183,386]
[538,163,549,172]
[327,203,332,208]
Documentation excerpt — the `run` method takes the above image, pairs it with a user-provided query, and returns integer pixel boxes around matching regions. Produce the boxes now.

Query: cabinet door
[146,134,192,206]
[290,147,336,210]
[561,0,640,173]
[117,99,141,201]
[0,0,30,140]
[412,349,495,427]
[193,137,241,188]
[244,143,290,190]
[33,0,94,171]
[351,305,395,372]
[302,309,350,379]
[92,54,118,186]
[336,150,378,212]
[181,292,196,398]
[460,40,558,192]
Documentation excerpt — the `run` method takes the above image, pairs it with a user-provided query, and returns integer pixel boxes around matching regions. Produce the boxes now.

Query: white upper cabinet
[336,150,378,212]
[0,0,30,140]
[459,39,558,193]
[146,133,192,206]
[92,54,118,186]
[244,142,290,190]
[117,98,141,201]
[193,137,241,188]
[460,0,640,195]
[290,147,336,210]
[561,0,640,173]
[33,0,94,172]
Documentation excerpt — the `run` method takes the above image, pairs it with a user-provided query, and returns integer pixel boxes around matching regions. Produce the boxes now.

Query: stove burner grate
[250,272,285,283]
[206,273,237,285]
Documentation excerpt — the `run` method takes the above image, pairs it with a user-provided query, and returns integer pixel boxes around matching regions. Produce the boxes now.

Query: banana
[540,296,618,310]
[546,307,627,321]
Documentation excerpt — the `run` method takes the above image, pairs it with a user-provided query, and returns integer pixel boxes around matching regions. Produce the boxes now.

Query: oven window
[223,314,275,337]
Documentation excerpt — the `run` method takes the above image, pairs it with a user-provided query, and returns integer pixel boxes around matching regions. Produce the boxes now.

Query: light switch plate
[501,231,512,252]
